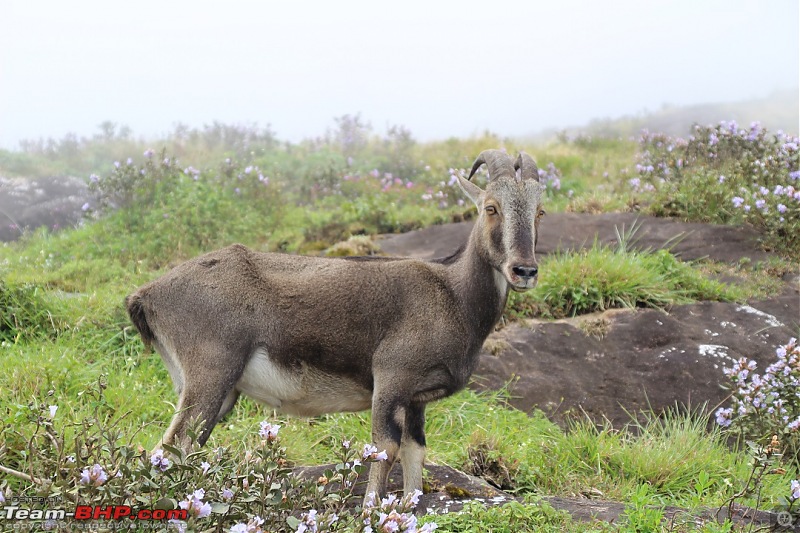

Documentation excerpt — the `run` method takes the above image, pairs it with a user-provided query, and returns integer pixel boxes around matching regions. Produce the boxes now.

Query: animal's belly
[235,348,372,417]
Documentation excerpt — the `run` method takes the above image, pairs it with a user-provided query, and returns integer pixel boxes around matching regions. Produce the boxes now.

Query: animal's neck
[445,231,509,343]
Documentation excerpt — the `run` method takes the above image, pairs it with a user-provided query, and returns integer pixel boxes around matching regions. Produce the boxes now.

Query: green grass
[420,497,593,532]
[506,237,752,320]
[1,124,797,530]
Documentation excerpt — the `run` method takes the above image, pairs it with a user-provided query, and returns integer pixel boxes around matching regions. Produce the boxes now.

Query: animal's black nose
[512,265,538,279]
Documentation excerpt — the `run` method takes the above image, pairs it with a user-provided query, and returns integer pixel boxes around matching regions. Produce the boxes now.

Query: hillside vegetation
[0,118,799,531]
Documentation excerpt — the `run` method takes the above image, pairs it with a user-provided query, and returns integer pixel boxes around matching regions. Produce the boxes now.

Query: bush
[715,338,800,468]
[0,378,437,532]
[628,122,800,257]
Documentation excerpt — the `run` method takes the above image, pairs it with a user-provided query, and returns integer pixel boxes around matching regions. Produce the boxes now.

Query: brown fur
[125,150,545,499]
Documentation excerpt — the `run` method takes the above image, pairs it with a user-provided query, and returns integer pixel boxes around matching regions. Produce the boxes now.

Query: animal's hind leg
[158,345,247,450]
[161,382,231,450]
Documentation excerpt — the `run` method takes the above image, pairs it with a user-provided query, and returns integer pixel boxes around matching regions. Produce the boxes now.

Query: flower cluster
[716,339,800,458]
[730,183,799,219]
[792,480,800,501]
[258,420,281,442]
[358,491,437,533]
[230,515,266,533]
[537,162,562,192]
[361,444,389,462]
[79,464,108,487]
[630,121,800,253]
[150,448,171,472]
[295,508,339,533]
[178,488,212,519]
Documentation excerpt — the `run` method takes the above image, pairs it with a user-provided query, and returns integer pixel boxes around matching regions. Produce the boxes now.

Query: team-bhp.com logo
[1,497,188,529]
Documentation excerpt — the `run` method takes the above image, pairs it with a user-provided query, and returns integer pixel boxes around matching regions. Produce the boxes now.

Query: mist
[1,0,797,147]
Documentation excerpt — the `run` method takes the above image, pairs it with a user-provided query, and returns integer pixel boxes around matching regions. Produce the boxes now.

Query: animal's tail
[125,293,155,347]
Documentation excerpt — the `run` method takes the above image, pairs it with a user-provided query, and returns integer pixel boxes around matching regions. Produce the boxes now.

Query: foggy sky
[1,0,797,148]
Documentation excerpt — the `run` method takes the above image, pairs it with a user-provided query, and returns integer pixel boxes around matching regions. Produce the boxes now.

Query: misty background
[0,0,798,147]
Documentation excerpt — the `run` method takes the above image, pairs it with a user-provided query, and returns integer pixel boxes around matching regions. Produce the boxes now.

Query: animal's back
[126,244,464,377]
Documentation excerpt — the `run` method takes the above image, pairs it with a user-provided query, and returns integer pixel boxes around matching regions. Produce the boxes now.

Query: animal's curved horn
[514,152,540,182]
[467,149,516,181]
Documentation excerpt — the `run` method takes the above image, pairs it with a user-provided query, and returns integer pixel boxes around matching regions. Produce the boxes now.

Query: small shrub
[715,338,800,468]
[628,122,800,257]
[324,236,383,257]
[0,378,438,532]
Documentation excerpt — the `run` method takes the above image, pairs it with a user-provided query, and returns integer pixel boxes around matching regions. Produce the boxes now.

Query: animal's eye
[485,205,498,216]
[537,209,546,218]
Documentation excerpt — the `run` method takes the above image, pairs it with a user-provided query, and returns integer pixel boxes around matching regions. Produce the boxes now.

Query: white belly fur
[235,348,372,416]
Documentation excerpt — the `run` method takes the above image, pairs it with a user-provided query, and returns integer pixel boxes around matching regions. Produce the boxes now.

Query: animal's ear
[456,174,484,207]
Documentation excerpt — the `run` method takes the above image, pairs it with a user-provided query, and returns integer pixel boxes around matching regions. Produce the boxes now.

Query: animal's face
[457,151,546,292]
[478,177,545,291]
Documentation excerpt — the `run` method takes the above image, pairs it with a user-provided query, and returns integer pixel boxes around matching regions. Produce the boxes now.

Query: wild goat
[125,149,546,499]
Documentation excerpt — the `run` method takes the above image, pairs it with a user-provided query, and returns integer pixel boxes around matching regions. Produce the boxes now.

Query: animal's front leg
[365,387,404,500]
[399,402,426,496]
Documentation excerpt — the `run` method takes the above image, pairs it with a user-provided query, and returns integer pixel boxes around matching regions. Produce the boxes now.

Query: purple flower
[114,161,121,169]
[89,174,100,183]
[778,204,787,213]
[362,444,388,461]
[80,464,108,487]
[126,158,133,166]
[406,181,414,189]
[230,516,264,533]
[715,407,733,427]
[789,170,800,180]
[222,488,234,501]
[179,489,212,519]
[200,461,211,475]
[792,480,800,501]
[718,175,725,183]
[296,509,318,533]
[258,421,280,441]
[150,449,171,472]
[144,149,155,158]
[732,196,744,208]
[244,166,253,174]
[755,199,766,210]
[81,202,90,212]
